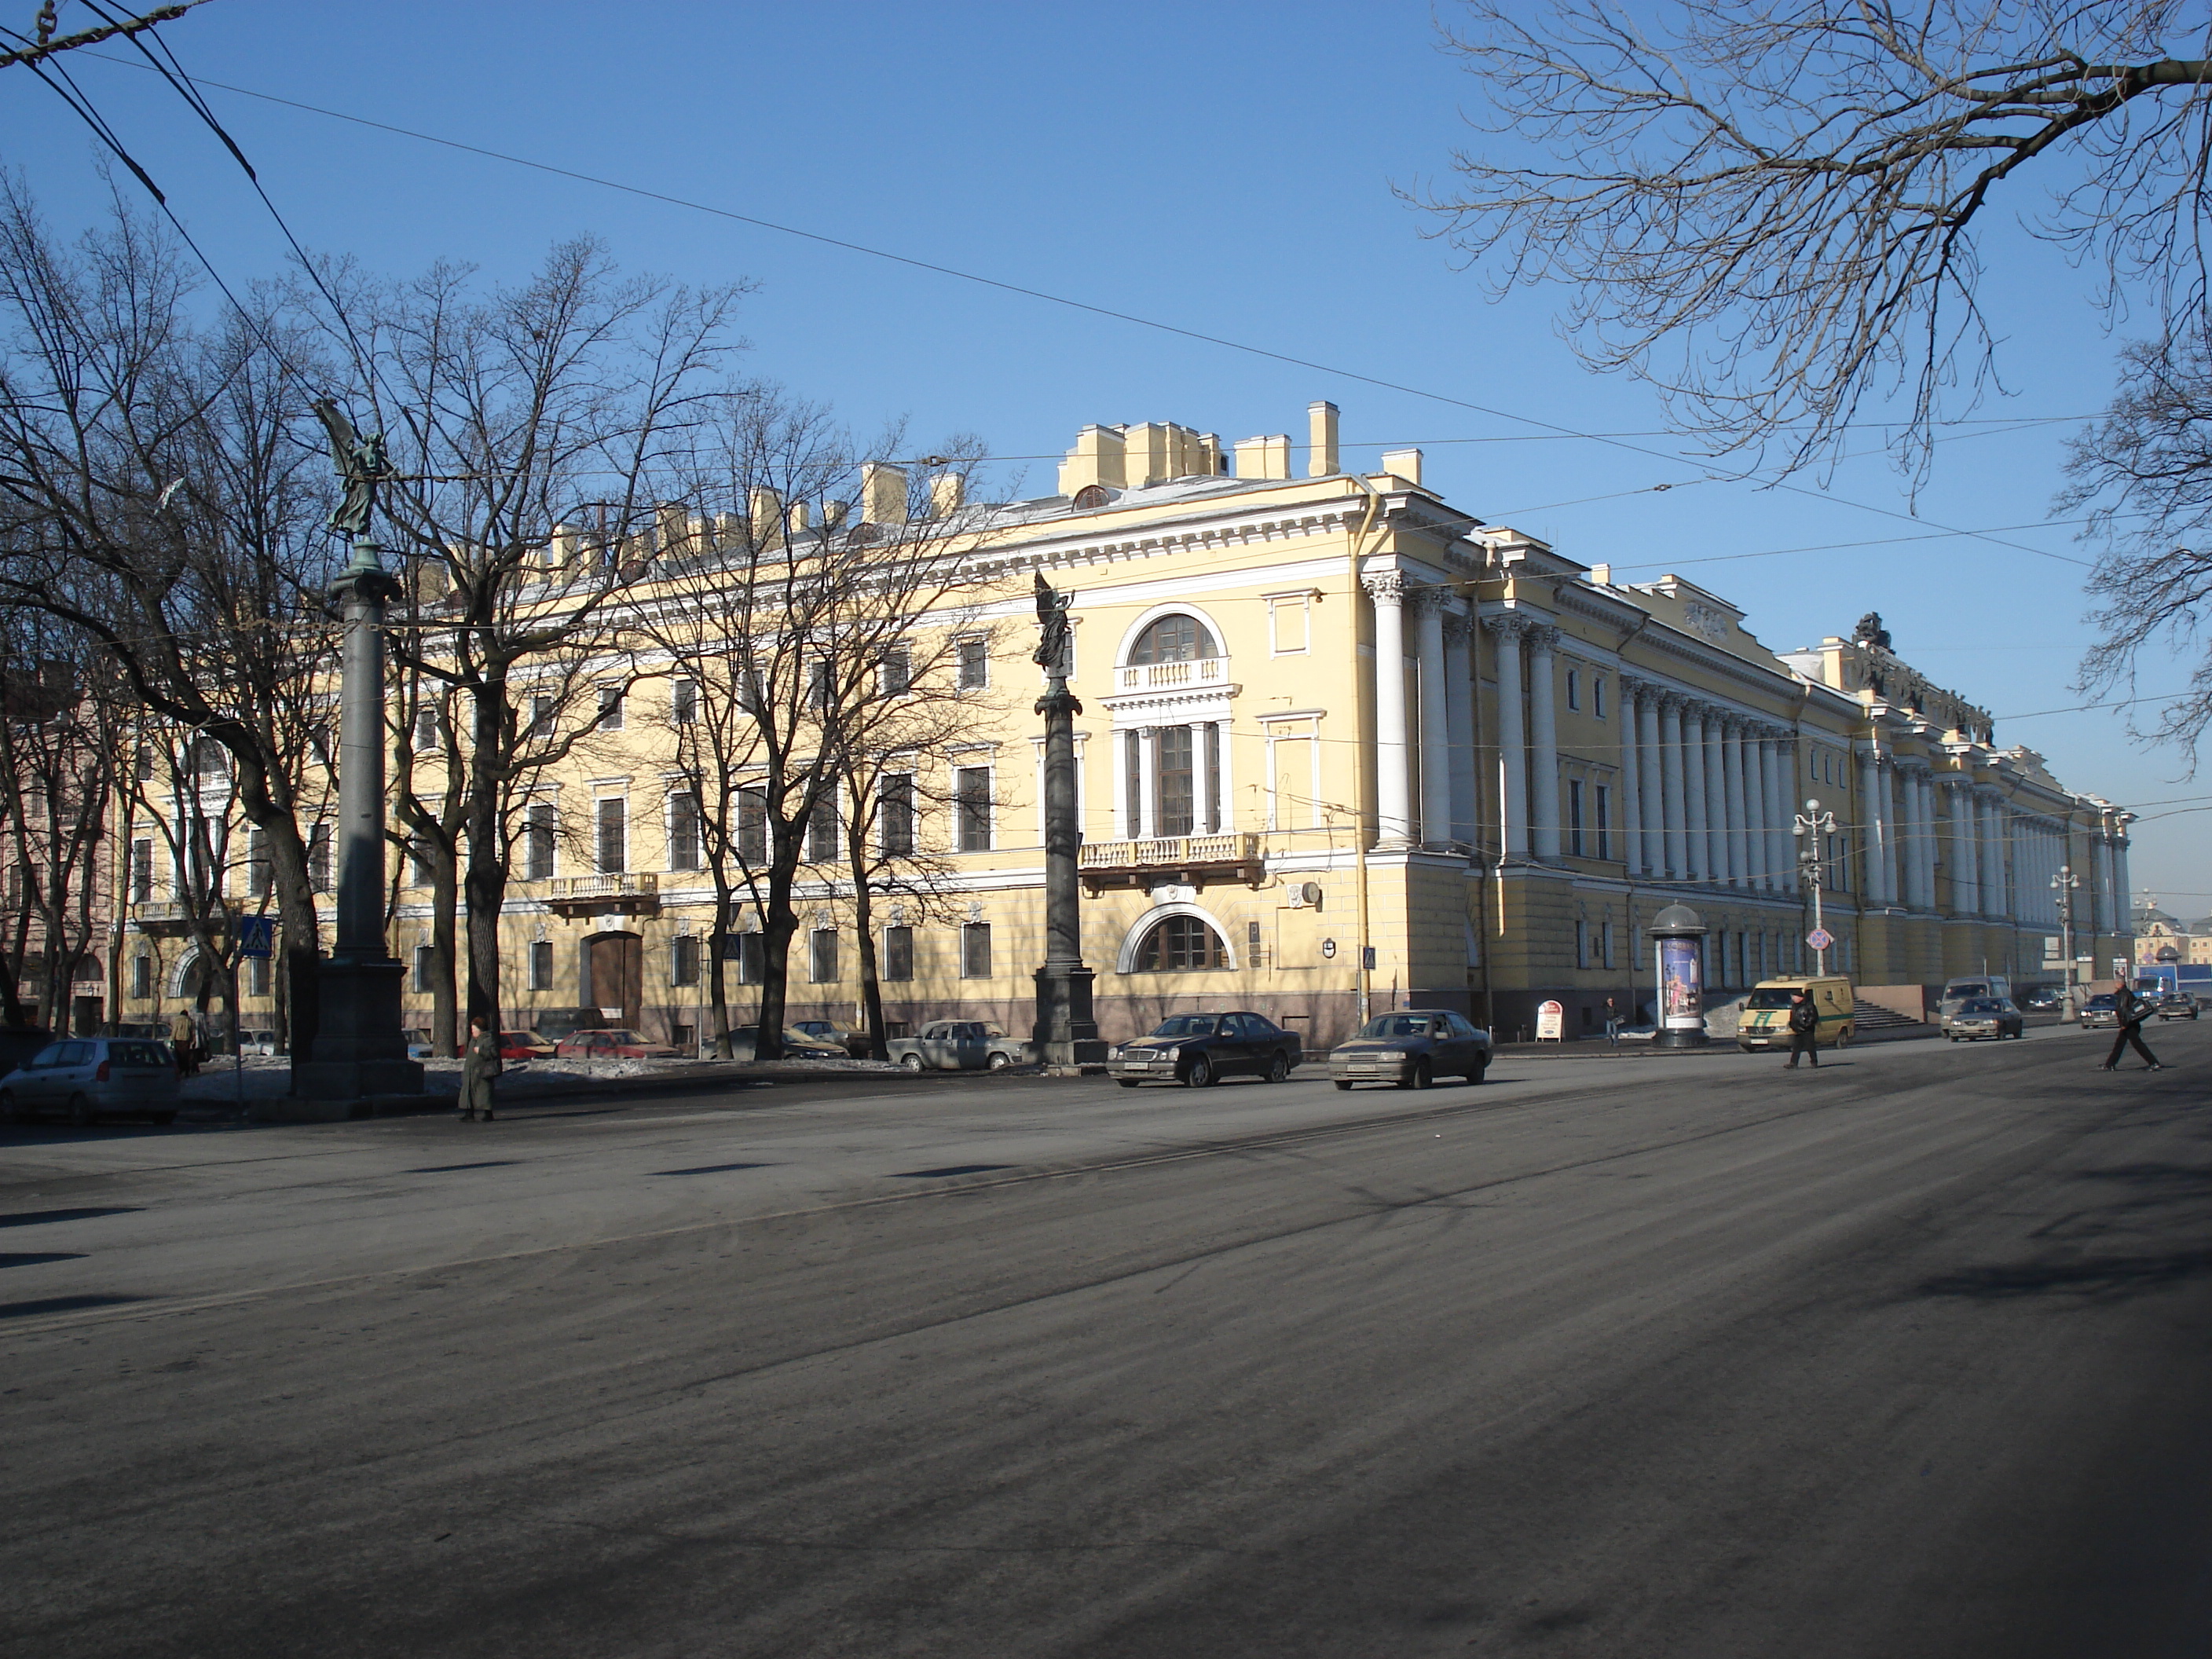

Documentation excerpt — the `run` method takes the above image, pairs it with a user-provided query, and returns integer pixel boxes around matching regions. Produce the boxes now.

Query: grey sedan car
[1943,996,2023,1041]
[0,1036,181,1126]
[1328,1010,1492,1090]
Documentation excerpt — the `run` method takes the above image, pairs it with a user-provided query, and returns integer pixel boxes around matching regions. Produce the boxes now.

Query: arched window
[1137,914,1225,972]
[1127,613,1218,666]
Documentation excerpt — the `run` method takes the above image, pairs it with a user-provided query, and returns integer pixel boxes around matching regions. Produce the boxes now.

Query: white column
[1702,716,1730,886]
[1763,735,1791,895]
[1526,625,1562,862]
[1638,687,1664,876]
[1919,774,1940,909]
[2115,823,2135,939]
[1415,593,1452,846]
[1136,727,1157,841]
[1948,782,1978,915]
[1858,749,1888,906]
[1895,766,1921,910]
[1975,794,2002,917]
[1444,613,1477,847]
[1681,704,1708,881]
[1485,615,1527,860]
[2089,833,2111,935]
[1658,694,1687,880]
[1722,720,1749,888]
[1617,676,1644,877]
[1366,573,1413,844]
[1880,763,1903,906]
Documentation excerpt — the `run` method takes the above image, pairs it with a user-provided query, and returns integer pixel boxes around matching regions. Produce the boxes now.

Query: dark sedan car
[1328,1009,1492,1090]
[1107,1011,1302,1088]
[2156,993,2200,1021]
[2078,994,2121,1030]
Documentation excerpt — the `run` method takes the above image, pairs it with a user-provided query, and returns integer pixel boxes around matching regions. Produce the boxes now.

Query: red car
[551,1027,682,1060]
[498,1031,558,1062]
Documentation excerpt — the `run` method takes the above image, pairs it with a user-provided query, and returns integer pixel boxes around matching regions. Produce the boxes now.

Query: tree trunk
[708,881,734,1058]
[429,841,459,1056]
[755,837,800,1062]
[844,806,887,1060]
[463,677,511,1033]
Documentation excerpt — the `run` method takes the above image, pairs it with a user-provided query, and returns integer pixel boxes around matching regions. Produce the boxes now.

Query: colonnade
[1609,673,1797,892]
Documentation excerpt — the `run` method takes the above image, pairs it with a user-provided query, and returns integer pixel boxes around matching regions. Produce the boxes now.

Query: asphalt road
[2,1020,2208,1657]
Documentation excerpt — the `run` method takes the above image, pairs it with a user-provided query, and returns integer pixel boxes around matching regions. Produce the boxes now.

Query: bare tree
[635,396,1001,1060]
[1422,1,2212,474]
[2063,327,2212,749]
[0,185,342,1057]
[320,237,743,1034]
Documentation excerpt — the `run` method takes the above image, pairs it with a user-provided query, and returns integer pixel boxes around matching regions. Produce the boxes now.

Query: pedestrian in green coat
[460,1015,502,1121]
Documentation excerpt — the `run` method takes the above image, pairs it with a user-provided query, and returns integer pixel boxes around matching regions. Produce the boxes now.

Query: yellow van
[1737,976,1855,1053]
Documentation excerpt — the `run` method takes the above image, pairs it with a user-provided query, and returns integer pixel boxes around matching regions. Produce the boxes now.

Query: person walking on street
[2100,978,2166,1071]
[168,1008,199,1079]
[460,1015,503,1121]
[1785,986,1820,1069]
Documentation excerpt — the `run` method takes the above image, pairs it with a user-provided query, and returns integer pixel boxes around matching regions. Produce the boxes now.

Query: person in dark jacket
[460,1015,502,1120]
[2100,979,2166,1071]
[1785,987,1821,1069]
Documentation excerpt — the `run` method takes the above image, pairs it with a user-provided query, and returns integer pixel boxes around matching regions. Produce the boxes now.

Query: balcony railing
[544,871,661,917]
[1112,656,1230,694]
[131,899,236,934]
[1078,833,1264,894]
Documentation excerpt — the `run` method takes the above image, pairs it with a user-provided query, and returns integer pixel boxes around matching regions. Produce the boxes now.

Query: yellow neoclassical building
[115,401,2136,1049]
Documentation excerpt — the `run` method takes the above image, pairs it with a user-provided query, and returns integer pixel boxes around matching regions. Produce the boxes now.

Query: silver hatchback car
[0,1037,181,1126]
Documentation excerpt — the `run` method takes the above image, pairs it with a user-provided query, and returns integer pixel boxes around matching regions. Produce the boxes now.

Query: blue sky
[5,1,2203,909]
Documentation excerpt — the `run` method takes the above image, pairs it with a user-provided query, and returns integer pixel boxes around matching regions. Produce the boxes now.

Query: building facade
[102,401,2137,1049]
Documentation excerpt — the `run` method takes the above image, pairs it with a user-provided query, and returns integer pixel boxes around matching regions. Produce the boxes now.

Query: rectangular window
[809,928,839,983]
[130,837,154,903]
[879,773,915,858]
[529,939,553,991]
[526,804,556,881]
[1602,921,1616,969]
[1593,676,1606,719]
[1566,668,1580,712]
[247,829,272,898]
[408,835,435,888]
[880,646,911,697]
[1575,919,1590,969]
[1569,779,1585,857]
[247,955,271,998]
[412,945,434,994]
[529,696,555,739]
[957,636,988,690]
[738,788,767,865]
[1204,723,1222,835]
[955,766,992,851]
[1156,727,1194,837]
[731,931,764,985]
[130,954,152,1000]
[961,921,992,979]
[672,679,698,725]
[883,925,914,981]
[808,657,833,711]
[1269,594,1310,654]
[807,791,840,863]
[1124,731,1142,836]
[596,797,626,874]
[671,934,700,987]
[308,822,332,894]
[1595,785,1611,861]
[668,792,701,872]
[595,686,624,731]
[412,707,439,753]
[134,746,153,782]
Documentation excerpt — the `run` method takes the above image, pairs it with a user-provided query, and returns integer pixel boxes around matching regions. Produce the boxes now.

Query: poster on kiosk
[1649,903,1709,1048]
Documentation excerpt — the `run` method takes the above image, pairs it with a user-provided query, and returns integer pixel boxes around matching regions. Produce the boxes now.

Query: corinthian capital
[1481,610,1530,639]
[1362,571,1406,605]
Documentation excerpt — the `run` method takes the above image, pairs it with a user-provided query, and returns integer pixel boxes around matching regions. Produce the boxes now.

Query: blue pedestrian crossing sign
[1805,927,1833,952]
[236,916,275,959]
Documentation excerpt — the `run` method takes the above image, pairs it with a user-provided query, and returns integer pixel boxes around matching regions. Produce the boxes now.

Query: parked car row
[0,1036,179,1125]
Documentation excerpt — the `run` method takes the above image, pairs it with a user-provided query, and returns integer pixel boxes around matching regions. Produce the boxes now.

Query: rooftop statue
[1853,611,1892,651]
[312,398,394,541]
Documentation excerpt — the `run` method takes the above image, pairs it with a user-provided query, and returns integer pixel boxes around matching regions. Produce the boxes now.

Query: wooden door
[588,933,644,1029]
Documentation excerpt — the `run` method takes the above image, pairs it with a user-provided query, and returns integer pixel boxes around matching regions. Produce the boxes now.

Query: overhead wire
[75,52,2108,574]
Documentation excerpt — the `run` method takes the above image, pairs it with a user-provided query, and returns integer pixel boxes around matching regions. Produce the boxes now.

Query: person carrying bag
[2101,979,2166,1072]
[1785,987,1821,1070]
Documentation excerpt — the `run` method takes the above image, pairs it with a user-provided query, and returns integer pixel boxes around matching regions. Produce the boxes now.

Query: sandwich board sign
[1536,999,1565,1042]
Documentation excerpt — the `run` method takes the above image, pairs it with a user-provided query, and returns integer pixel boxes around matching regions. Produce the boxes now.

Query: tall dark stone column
[1030,574,1108,1071]
[280,539,425,1115]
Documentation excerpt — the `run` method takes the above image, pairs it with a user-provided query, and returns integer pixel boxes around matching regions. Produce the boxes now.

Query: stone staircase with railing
[1851,998,1926,1034]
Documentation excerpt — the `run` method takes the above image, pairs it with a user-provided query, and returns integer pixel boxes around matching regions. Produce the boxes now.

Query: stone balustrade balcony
[1112,656,1230,694]
[544,871,661,918]
[1078,832,1265,895]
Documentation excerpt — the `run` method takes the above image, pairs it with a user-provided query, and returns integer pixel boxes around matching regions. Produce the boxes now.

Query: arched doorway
[583,931,643,1029]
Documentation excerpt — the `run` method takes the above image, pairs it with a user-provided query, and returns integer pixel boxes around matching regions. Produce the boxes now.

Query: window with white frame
[1568,779,1585,856]
[668,791,702,872]
[879,772,915,858]
[728,931,764,985]
[1575,919,1591,969]
[1602,921,1616,969]
[806,790,840,863]
[955,765,992,851]
[596,797,626,873]
[595,686,624,731]
[526,804,556,881]
[308,822,333,893]
[738,788,767,865]
[956,636,988,690]
[1566,668,1580,711]
[1595,784,1611,861]
[412,707,439,752]
[808,928,840,983]
[960,921,992,978]
[1593,675,1606,718]
[880,646,911,697]
[671,679,698,726]
[670,934,700,987]
[529,695,555,739]
[130,954,152,1000]
[529,939,553,991]
[247,955,271,998]
[883,925,914,981]
[412,945,434,994]
[130,837,154,903]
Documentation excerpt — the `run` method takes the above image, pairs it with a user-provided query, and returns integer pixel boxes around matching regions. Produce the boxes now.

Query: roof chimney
[1058,423,1128,496]
[860,463,907,525]
[928,473,964,517]
[1380,447,1423,486]
[1307,401,1340,477]
[748,486,784,551]
[1235,434,1292,480]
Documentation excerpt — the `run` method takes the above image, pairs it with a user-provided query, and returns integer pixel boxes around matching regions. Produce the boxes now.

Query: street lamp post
[1793,797,1838,974]
[2052,863,2082,1019]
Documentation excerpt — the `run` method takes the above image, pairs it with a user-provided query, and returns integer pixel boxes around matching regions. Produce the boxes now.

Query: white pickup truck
[886,1020,1032,1071]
